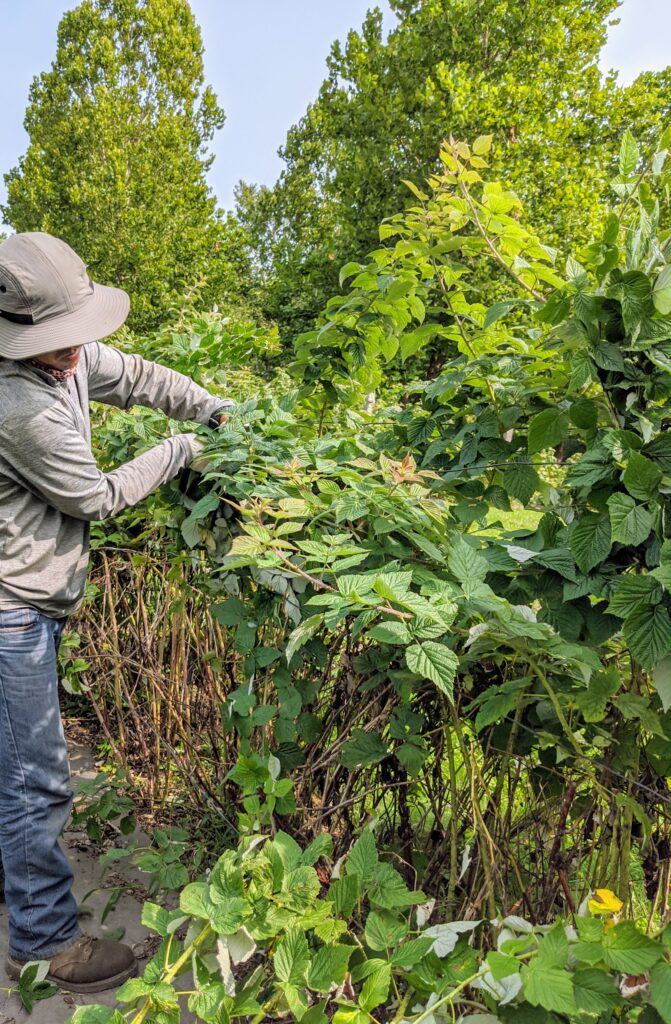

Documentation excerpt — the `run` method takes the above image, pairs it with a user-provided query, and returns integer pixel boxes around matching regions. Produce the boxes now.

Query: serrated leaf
[651,962,671,1024]
[653,657,671,713]
[654,265,671,316]
[358,962,391,1011]
[274,927,310,985]
[406,642,458,698]
[521,962,577,1014]
[624,452,662,501]
[607,574,662,618]
[448,535,488,583]
[608,493,653,546]
[569,513,612,573]
[307,945,352,993]
[601,920,662,973]
[340,729,388,769]
[528,409,569,455]
[366,620,412,645]
[286,614,322,664]
[573,968,621,1014]
[620,130,640,176]
[347,830,378,883]
[624,605,671,668]
[503,461,539,504]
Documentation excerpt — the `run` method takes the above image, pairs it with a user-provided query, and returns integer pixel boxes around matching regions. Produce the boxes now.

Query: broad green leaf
[347,830,378,884]
[340,729,388,769]
[286,614,322,664]
[653,656,671,713]
[364,910,408,951]
[654,265,671,316]
[601,920,663,973]
[366,620,412,645]
[448,535,488,583]
[607,493,653,546]
[536,922,569,969]
[607,574,662,618]
[358,962,391,1011]
[68,1009,127,1024]
[623,452,662,501]
[473,134,493,155]
[624,605,671,669]
[374,571,413,603]
[521,962,577,1014]
[179,882,210,919]
[307,945,352,993]
[274,927,310,986]
[406,642,458,698]
[569,513,611,574]
[619,129,640,176]
[141,901,170,937]
[528,409,570,454]
[503,461,540,504]
[572,968,621,1014]
[390,937,434,968]
[368,862,423,909]
[651,962,671,1024]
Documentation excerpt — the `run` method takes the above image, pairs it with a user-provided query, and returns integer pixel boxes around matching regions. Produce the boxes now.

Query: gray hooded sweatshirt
[0,342,227,617]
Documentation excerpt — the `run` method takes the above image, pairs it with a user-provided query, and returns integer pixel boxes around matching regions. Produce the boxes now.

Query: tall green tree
[2,0,241,331]
[238,0,671,339]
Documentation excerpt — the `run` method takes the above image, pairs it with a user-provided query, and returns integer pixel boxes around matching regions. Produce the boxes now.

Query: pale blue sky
[0,0,669,233]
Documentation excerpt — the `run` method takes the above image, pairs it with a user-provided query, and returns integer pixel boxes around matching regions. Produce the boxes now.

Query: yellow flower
[588,889,623,916]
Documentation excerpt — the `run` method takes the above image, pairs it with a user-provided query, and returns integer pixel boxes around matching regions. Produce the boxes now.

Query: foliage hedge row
[60,131,671,1023]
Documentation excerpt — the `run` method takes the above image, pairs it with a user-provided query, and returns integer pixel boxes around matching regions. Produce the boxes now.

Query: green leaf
[654,266,671,316]
[447,535,488,583]
[141,901,170,937]
[364,910,408,951]
[570,398,598,431]
[521,962,577,1015]
[569,513,612,574]
[274,927,310,986]
[307,945,352,993]
[607,574,662,618]
[653,657,671,713]
[286,614,322,664]
[601,921,663,972]
[347,830,378,884]
[68,1008,127,1024]
[607,493,653,546]
[624,605,671,668]
[374,571,413,603]
[503,461,540,505]
[366,620,412,645]
[624,452,662,502]
[390,937,434,968]
[405,642,459,698]
[572,968,621,1014]
[473,134,493,155]
[358,962,391,1011]
[651,962,671,1024]
[179,882,210,919]
[368,863,423,909]
[536,922,569,969]
[620,130,640,176]
[528,409,570,455]
[340,729,388,769]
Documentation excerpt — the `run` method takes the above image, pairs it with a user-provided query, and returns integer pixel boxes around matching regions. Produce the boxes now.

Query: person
[0,231,231,992]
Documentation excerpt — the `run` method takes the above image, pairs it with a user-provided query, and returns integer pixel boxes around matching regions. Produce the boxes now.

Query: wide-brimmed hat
[0,232,130,360]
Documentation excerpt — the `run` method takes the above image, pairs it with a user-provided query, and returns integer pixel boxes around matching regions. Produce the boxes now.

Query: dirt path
[0,740,180,1024]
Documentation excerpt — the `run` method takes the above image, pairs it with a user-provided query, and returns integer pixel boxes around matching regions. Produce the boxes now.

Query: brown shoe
[6,935,137,993]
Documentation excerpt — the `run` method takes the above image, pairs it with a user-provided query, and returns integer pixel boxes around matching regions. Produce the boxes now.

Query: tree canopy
[237,0,671,339]
[1,0,247,331]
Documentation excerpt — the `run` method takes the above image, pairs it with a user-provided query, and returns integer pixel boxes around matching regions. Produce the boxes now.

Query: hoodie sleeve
[0,405,202,522]
[85,341,233,424]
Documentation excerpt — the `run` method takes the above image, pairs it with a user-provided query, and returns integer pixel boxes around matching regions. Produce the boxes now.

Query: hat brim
[0,282,130,360]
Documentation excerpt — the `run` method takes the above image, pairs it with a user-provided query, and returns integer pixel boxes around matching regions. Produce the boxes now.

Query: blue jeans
[0,608,82,960]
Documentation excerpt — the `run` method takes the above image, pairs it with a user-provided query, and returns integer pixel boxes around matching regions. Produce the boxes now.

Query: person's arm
[0,406,203,522]
[85,341,233,425]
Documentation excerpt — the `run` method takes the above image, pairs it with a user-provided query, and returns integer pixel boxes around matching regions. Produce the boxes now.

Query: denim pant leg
[0,608,82,960]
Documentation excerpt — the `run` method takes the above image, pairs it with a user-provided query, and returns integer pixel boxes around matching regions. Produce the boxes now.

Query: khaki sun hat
[0,231,130,360]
